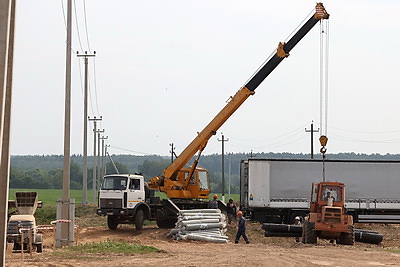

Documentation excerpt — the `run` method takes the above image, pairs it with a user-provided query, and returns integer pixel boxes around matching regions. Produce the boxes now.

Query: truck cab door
[126,178,145,209]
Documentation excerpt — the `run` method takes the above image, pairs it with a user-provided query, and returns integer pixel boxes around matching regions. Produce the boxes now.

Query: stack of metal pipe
[169,209,229,243]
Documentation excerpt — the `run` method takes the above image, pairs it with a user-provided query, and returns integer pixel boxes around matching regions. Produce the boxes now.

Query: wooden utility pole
[77,51,95,204]
[305,121,319,159]
[96,129,104,190]
[218,134,229,203]
[0,0,14,264]
[88,116,101,202]
[169,143,177,164]
[99,135,108,180]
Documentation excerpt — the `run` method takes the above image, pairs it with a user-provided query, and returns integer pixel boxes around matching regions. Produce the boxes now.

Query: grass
[52,241,159,259]
[9,188,241,204]
[8,188,95,206]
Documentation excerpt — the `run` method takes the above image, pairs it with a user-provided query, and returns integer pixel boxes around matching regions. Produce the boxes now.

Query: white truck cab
[97,174,151,230]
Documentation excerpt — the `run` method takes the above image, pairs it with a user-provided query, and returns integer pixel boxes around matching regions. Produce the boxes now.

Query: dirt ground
[5,221,400,267]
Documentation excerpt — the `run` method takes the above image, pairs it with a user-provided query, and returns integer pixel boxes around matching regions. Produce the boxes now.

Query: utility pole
[104,144,110,175]
[169,143,177,164]
[57,0,74,248]
[88,116,102,202]
[96,129,105,190]
[305,121,320,159]
[77,51,95,204]
[99,135,108,182]
[0,0,14,263]
[218,133,229,203]
[228,153,231,200]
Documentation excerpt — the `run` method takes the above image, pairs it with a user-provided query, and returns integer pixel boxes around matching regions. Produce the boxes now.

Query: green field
[8,188,240,206]
[8,188,95,206]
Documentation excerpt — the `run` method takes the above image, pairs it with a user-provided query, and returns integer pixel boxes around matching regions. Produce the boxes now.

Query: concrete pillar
[0,0,14,265]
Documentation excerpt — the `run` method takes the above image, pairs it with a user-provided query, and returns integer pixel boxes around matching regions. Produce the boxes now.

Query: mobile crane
[97,3,329,230]
[148,3,329,199]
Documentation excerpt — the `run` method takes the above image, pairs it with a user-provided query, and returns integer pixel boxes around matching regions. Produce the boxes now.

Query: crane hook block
[319,135,328,147]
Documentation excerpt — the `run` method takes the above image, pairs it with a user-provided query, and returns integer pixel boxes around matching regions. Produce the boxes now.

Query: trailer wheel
[302,219,317,244]
[135,209,144,230]
[107,215,119,230]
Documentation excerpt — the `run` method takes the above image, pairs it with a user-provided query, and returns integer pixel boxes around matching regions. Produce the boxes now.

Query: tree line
[9,152,400,192]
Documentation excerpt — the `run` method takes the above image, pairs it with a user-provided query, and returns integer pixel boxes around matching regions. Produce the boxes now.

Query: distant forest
[9,152,400,192]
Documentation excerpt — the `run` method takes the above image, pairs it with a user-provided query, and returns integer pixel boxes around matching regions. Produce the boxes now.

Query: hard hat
[213,194,218,199]
[295,216,301,220]
[237,211,243,216]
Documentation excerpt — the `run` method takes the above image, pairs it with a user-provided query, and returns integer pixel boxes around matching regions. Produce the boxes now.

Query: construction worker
[226,198,237,224]
[293,216,302,242]
[208,194,218,209]
[235,211,249,244]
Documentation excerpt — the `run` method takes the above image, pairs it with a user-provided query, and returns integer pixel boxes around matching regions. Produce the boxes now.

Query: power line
[60,0,67,30]
[83,0,92,53]
[110,145,154,155]
[73,0,84,52]
[92,58,100,116]
[329,125,400,134]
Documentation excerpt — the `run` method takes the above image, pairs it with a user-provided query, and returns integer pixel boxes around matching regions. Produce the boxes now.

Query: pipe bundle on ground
[169,209,229,243]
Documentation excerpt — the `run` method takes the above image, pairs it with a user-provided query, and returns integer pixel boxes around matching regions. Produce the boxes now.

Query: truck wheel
[156,218,177,229]
[302,219,317,244]
[338,227,355,245]
[135,209,144,231]
[36,243,43,253]
[107,215,119,230]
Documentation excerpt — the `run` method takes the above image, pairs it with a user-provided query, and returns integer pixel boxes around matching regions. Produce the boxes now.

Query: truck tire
[338,232,355,245]
[135,209,144,231]
[156,218,177,229]
[337,226,355,245]
[107,215,119,230]
[302,219,317,244]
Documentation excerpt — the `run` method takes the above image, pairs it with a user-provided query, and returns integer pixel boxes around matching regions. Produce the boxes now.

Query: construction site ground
[5,215,400,267]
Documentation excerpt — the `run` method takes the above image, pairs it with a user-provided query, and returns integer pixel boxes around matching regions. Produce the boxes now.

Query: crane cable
[319,19,329,137]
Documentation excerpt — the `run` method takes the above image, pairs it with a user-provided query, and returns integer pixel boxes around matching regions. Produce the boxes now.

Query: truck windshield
[198,170,209,190]
[101,176,128,190]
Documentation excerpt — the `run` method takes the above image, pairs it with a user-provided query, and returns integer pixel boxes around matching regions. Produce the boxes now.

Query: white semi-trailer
[240,159,400,224]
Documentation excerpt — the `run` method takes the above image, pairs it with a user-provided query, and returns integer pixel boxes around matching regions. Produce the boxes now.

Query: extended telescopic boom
[149,3,329,195]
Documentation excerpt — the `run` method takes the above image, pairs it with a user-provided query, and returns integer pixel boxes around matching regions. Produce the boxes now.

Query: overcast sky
[10,0,400,156]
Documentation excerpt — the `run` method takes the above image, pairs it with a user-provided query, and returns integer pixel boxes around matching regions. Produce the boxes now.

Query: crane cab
[160,167,210,199]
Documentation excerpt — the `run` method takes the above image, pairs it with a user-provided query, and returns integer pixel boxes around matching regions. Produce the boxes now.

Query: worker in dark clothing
[235,211,249,244]
[226,198,237,224]
[208,194,218,209]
